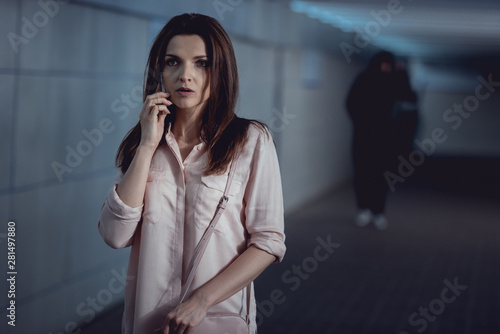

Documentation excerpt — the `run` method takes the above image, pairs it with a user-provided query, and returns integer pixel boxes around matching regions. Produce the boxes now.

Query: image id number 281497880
[6,221,17,327]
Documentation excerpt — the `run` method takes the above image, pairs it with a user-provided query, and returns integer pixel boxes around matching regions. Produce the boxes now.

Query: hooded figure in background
[346,51,417,230]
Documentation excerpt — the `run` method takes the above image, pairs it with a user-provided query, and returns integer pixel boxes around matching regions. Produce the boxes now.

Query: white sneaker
[373,214,389,230]
[355,209,373,227]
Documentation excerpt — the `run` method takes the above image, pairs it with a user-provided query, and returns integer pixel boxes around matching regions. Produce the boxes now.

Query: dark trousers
[352,134,391,215]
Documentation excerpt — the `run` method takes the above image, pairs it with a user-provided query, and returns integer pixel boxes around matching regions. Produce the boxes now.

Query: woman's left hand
[161,293,209,334]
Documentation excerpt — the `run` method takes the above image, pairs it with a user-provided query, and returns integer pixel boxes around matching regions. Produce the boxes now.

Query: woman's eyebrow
[164,54,207,59]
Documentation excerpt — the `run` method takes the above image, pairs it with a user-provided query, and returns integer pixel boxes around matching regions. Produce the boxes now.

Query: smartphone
[160,75,174,113]
[160,75,165,93]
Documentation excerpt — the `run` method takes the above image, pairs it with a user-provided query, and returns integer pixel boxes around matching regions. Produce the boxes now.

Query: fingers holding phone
[139,83,172,149]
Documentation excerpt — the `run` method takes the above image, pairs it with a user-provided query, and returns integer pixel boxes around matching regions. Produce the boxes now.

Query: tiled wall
[415,90,500,157]
[0,1,355,332]
[1,1,151,332]
[280,50,357,211]
[409,61,500,157]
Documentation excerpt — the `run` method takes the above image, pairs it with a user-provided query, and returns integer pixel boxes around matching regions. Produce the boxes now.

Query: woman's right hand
[139,83,172,150]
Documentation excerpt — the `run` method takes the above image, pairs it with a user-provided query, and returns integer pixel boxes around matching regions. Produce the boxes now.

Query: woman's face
[162,34,210,114]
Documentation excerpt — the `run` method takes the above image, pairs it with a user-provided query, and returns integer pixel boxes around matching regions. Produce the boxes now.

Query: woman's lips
[176,88,194,97]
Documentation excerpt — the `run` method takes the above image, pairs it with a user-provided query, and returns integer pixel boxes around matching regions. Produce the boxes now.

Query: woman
[98,13,286,334]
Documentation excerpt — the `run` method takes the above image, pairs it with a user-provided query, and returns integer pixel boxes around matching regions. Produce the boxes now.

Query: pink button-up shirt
[98,123,286,333]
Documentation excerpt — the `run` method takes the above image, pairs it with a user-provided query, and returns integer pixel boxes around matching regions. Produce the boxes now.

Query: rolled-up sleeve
[98,180,143,249]
[244,129,286,262]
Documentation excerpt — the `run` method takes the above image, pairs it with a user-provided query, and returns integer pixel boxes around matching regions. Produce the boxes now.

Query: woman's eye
[197,60,209,67]
[166,59,178,66]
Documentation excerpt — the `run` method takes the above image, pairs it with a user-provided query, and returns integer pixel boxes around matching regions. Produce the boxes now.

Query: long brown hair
[116,13,266,175]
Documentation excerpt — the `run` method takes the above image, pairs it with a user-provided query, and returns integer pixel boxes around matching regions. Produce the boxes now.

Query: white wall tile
[19,1,149,74]
[419,92,500,156]
[0,196,9,312]
[280,49,357,212]
[15,75,142,187]
[232,39,275,124]
[0,196,8,227]
[0,75,14,190]
[78,0,213,18]
[0,0,17,68]
[14,262,127,333]
[11,175,130,300]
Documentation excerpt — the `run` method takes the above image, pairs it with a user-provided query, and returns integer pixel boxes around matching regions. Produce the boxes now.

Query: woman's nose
[179,64,193,82]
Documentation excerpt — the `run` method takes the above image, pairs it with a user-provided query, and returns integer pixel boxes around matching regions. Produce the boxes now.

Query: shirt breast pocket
[194,174,242,234]
[143,170,164,224]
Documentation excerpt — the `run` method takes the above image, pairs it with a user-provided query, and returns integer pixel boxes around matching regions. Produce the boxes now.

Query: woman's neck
[172,107,203,144]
